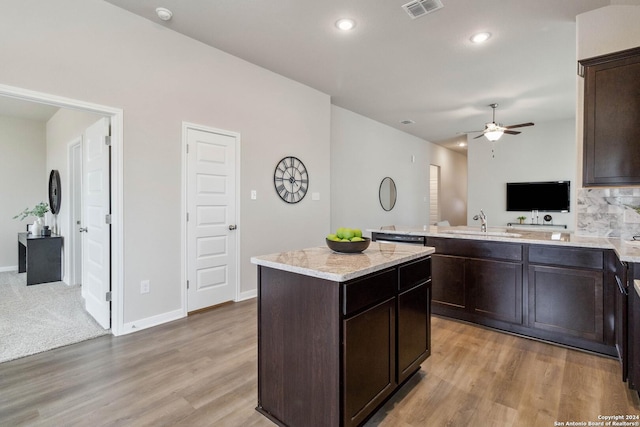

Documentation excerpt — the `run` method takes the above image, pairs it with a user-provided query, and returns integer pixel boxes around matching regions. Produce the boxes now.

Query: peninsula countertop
[251,242,435,282]
[369,225,640,263]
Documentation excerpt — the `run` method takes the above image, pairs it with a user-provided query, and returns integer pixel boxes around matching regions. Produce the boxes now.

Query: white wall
[429,144,467,226]
[0,116,46,269]
[0,0,330,327]
[332,105,468,233]
[467,118,577,229]
[46,108,106,284]
[331,106,429,232]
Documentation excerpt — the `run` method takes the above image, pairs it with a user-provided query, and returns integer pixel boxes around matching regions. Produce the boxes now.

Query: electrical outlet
[141,280,150,294]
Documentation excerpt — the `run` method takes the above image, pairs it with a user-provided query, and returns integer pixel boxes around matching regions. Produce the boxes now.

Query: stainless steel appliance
[371,232,426,246]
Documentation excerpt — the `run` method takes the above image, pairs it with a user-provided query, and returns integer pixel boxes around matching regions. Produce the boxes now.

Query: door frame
[0,83,125,336]
[181,121,241,316]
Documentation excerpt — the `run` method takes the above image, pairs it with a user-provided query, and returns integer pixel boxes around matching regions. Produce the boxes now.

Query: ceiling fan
[472,103,534,141]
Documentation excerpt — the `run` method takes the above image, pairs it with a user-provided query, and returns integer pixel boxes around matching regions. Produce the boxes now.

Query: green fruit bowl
[326,237,371,254]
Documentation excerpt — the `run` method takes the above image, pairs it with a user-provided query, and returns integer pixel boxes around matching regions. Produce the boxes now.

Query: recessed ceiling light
[470,32,491,44]
[335,18,356,31]
[400,119,415,125]
[458,142,467,147]
[156,7,173,21]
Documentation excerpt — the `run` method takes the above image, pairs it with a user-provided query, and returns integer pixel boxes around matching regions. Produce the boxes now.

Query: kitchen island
[251,242,434,427]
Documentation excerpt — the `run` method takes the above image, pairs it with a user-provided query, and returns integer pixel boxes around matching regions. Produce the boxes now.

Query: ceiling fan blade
[503,130,521,135]
[504,122,534,129]
[472,133,486,139]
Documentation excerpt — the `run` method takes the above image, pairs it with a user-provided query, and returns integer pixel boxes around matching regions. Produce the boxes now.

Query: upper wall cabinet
[579,46,640,187]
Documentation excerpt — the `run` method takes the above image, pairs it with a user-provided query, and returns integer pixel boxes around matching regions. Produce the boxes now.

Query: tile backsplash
[577,188,640,239]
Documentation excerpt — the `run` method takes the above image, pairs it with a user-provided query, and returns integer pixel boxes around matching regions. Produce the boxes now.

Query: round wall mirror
[379,177,397,211]
[49,169,61,215]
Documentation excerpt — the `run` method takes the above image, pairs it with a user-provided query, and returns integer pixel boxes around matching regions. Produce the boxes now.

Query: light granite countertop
[369,225,640,263]
[251,242,435,282]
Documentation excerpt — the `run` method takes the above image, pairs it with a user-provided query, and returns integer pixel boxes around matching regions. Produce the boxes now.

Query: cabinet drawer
[343,268,397,316]
[398,257,431,291]
[529,245,603,270]
[426,237,522,262]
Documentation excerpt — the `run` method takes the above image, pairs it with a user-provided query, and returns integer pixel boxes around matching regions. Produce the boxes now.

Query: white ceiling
[103,0,616,152]
[0,97,58,122]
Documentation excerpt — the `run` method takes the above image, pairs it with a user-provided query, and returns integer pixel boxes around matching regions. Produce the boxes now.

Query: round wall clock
[273,156,309,204]
[49,169,61,215]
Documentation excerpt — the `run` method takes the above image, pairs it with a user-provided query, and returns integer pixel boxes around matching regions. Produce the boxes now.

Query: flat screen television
[506,181,570,212]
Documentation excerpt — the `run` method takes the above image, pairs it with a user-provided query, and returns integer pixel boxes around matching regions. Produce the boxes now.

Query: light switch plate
[251,190,257,200]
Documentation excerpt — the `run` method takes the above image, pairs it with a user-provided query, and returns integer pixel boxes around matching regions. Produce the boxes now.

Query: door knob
[229,225,237,230]
[79,227,88,233]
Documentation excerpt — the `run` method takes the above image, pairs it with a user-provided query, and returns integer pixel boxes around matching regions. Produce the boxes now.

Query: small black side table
[18,232,63,285]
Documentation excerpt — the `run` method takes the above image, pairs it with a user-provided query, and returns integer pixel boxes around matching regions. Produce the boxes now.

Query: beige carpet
[0,271,109,363]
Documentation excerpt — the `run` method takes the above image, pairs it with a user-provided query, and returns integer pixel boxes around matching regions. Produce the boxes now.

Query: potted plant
[517,215,527,224]
[14,202,50,235]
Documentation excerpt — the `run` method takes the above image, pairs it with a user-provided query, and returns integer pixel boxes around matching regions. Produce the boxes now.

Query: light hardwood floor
[1,299,638,426]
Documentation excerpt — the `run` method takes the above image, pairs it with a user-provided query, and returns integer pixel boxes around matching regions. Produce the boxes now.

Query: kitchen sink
[440,229,522,238]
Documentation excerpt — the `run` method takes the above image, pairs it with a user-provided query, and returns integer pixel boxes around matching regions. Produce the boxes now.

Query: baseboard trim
[120,308,185,336]
[237,289,257,301]
[0,266,18,273]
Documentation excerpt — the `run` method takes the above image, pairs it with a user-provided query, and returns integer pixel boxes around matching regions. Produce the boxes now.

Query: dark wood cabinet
[579,46,640,186]
[614,257,629,381]
[257,255,431,427]
[397,281,431,383]
[426,236,616,356]
[528,265,604,341]
[344,298,396,427]
[427,238,523,325]
[628,267,640,394]
[527,245,613,349]
[468,258,522,325]
[18,232,63,285]
[431,254,466,312]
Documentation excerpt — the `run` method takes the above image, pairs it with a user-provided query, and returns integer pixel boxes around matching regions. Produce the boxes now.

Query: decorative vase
[32,217,43,236]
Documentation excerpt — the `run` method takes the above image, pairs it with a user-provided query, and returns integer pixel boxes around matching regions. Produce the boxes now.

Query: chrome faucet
[473,210,487,232]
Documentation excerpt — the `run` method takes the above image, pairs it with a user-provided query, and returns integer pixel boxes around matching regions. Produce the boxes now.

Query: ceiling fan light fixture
[485,129,503,141]
[335,18,356,31]
[470,32,491,44]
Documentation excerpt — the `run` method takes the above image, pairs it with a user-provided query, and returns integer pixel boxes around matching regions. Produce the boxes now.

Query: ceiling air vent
[402,0,444,19]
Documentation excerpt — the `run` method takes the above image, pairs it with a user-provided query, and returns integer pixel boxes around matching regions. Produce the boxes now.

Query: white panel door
[82,117,111,329]
[187,128,237,312]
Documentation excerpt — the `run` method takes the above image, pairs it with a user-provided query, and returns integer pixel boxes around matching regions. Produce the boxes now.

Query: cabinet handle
[79,227,88,233]
[229,225,237,230]
[615,275,628,296]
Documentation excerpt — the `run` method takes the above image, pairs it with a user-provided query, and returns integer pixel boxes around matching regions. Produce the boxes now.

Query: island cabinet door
[343,297,396,427]
[397,256,432,383]
[397,280,431,383]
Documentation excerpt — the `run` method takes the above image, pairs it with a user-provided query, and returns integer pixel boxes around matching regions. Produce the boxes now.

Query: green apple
[353,229,362,238]
[342,228,355,240]
[351,237,364,242]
